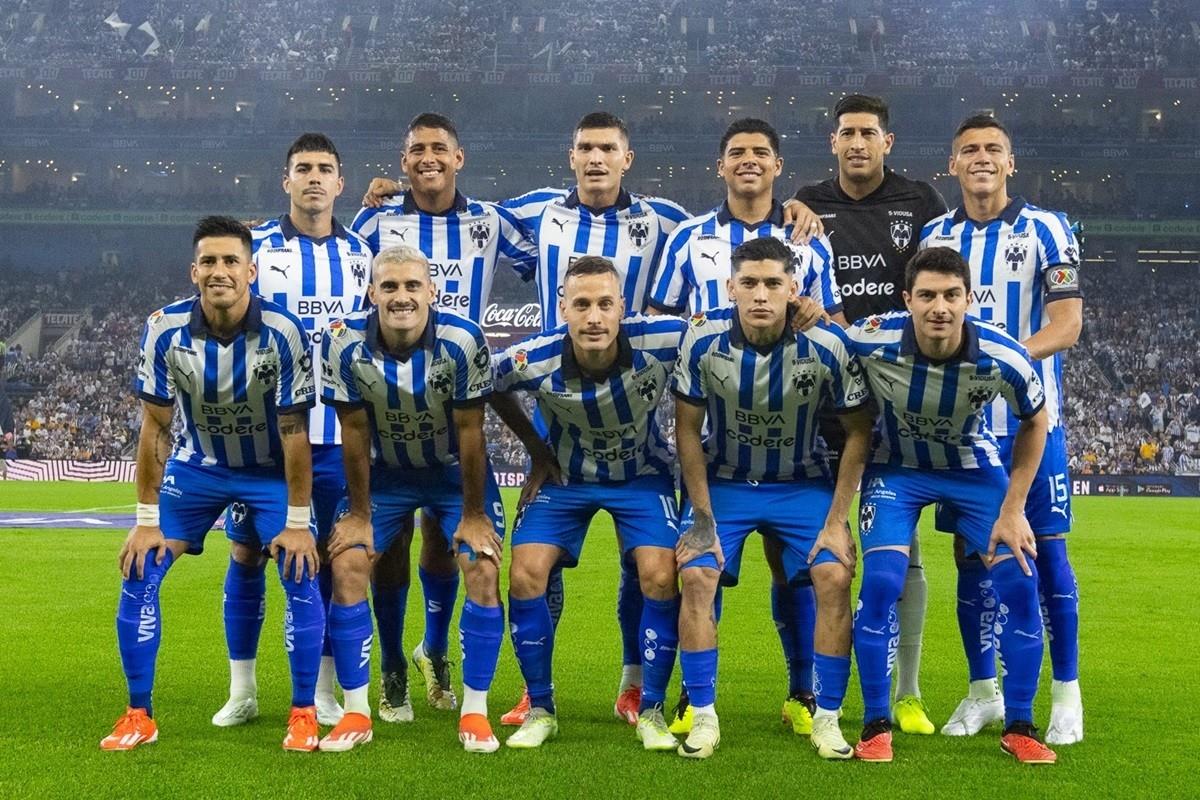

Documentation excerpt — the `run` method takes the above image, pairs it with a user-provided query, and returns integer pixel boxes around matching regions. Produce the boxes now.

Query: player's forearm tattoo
[681,509,716,552]
[278,414,308,438]
[154,427,171,467]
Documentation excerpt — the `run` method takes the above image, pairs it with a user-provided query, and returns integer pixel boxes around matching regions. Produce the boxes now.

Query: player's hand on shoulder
[119,524,168,580]
[789,295,830,333]
[361,177,404,208]
[453,514,503,567]
[271,527,320,583]
[809,520,857,573]
[675,508,723,570]
[985,508,1037,576]
[783,199,824,244]
[327,511,374,561]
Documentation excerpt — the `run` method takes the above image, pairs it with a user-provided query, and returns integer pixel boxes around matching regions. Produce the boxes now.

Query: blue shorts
[680,477,839,586]
[335,463,505,557]
[225,443,346,543]
[161,459,314,555]
[859,463,1012,558]
[512,473,679,567]
[935,427,1071,536]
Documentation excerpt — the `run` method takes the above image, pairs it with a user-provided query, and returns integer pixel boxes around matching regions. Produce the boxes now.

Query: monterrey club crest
[430,368,452,396]
[627,221,650,248]
[792,369,817,398]
[253,359,279,386]
[637,376,658,402]
[469,220,491,249]
[968,387,994,408]
[889,219,913,250]
[1004,241,1027,271]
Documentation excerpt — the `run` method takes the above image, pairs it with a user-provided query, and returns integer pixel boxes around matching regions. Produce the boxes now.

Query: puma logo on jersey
[387,228,408,241]
[551,218,568,232]
[700,251,718,264]
[270,264,290,277]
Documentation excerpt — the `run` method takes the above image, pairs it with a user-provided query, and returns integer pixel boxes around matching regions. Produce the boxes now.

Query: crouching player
[846,247,1056,764]
[317,246,507,753]
[103,216,323,751]
[671,238,873,760]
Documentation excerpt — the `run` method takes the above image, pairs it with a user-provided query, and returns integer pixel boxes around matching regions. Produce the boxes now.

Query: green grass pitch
[0,482,1196,799]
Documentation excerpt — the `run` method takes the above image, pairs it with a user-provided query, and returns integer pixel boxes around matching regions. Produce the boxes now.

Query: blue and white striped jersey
[350,190,537,323]
[319,308,492,470]
[846,312,1045,470]
[918,197,1081,435]
[502,187,689,330]
[251,215,372,447]
[135,295,315,469]
[493,314,688,483]
[648,201,843,316]
[672,307,868,482]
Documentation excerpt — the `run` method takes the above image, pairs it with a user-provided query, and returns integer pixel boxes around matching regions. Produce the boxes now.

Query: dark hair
[904,247,971,294]
[193,216,252,252]
[833,94,890,131]
[564,255,621,284]
[719,117,780,156]
[953,113,1011,147]
[731,237,794,274]
[407,112,459,145]
[285,132,341,172]
[575,111,629,144]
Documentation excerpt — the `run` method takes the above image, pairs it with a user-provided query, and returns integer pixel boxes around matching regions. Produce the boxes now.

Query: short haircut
[563,255,620,285]
[407,112,459,145]
[719,117,780,156]
[953,113,1011,148]
[373,245,430,278]
[285,132,341,172]
[193,215,251,253]
[730,237,794,274]
[833,94,890,131]
[904,247,971,294]
[574,111,629,145]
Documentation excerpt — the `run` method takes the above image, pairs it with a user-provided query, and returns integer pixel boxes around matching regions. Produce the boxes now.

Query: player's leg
[372,514,414,722]
[413,509,461,711]
[503,558,562,726]
[613,546,644,725]
[213,503,268,727]
[311,445,348,725]
[766,536,817,736]
[943,534,1005,735]
[892,529,933,734]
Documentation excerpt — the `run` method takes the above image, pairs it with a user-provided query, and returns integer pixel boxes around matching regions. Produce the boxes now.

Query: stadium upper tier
[0,0,1195,72]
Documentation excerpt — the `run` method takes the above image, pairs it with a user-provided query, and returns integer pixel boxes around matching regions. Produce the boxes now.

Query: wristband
[136,502,160,527]
[286,505,311,529]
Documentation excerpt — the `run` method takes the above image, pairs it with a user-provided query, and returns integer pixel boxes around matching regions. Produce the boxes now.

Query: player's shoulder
[1017,199,1072,228]
[340,224,372,252]
[681,307,734,346]
[146,297,195,331]
[624,312,689,342]
[970,316,1029,359]
[252,218,283,238]
[504,186,569,210]
[633,194,689,222]
[847,310,908,342]
[433,308,486,343]
[919,209,957,240]
[792,177,839,204]
[805,318,854,351]
[258,296,306,333]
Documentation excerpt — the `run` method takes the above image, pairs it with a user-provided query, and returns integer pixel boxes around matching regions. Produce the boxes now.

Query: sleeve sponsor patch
[1045,266,1080,294]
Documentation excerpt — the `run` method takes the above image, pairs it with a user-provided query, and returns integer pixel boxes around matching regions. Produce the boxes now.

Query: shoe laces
[431,656,454,689]
[1004,721,1043,741]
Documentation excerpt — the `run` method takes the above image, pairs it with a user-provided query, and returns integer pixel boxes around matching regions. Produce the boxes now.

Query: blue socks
[509,594,556,714]
[1036,537,1080,682]
[771,580,816,696]
[372,582,409,674]
[419,566,459,659]
[617,559,644,668]
[278,559,326,708]
[328,601,373,692]
[989,557,1044,726]
[853,549,908,723]
[222,557,265,661]
[116,551,175,716]
[638,596,680,711]
[318,563,334,659]
[679,648,718,708]
[813,653,851,713]
[956,554,998,681]
[546,566,565,628]
[460,600,504,692]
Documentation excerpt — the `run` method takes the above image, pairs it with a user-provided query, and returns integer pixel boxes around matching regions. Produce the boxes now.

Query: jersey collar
[279,213,350,242]
[564,187,634,214]
[401,190,470,216]
[900,316,981,364]
[366,308,437,362]
[716,199,784,228]
[188,294,263,341]
[728,306,796,354]
[952,195,1025,227]
[561,328,634,380]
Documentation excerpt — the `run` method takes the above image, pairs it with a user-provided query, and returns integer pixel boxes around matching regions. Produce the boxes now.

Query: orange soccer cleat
[500,688,532,726]
[459,713,500,753]
[854,719,894,763]
[282,706,320,752]
[1001,723,1058,765]
[100,707,158,751]
[613,685,642,726]
[318,711,373,752]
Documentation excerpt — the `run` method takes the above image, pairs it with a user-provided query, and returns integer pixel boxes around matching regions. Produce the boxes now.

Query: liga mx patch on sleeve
[1045,266,1080,295]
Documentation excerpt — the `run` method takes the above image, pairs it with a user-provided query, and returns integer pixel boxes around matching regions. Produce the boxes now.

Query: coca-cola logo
[483,303,542,329]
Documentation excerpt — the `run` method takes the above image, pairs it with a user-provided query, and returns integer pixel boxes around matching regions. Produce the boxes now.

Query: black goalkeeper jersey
[793,168,947,324]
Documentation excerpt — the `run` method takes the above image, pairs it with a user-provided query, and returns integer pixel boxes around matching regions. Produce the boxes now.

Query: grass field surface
[1,482,1196,799]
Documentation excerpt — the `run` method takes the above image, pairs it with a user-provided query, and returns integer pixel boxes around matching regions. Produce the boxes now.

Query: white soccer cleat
[1046,702,1084,745]
[636,706,678,752]
[378,671,414,723]
[211,696,259,727]
[412,642,458,711]
[941,695,1004,736]
[810,714,853,760]
[505,707,559,749]
[677,714,720,759]
[315,694,345,727]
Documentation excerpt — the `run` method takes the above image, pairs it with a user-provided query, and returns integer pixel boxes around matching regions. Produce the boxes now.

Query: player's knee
[461,558,500,605]
[331,548,371,604]
[372,544,411,589]
[812,562,852,597]
[230,541,265,567]
[508,558,548,600]
[680,565,720,603]
[637,563,677,600]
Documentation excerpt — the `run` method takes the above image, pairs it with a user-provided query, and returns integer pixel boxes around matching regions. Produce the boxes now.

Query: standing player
[847,247,1056,764]
[317,246,507,753]
[785,94,950,735]
[647,116,844,735]
[102,216,323,751]
[671,238,873,760]
[920,115,1084,744]
[212,133,372,730]
[490,257,687,751]
[351,112,537,722]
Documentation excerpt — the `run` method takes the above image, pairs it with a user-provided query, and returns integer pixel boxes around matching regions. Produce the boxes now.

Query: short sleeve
[135,311,175,406]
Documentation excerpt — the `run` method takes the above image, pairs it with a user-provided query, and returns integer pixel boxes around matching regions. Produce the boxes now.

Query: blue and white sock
[853,549,908,723]
[509,594,556,714]
[680,648,718,709]
[419,566,459,659]
[956,554,998,682]
[546,566,565,628]
[813,652,851,713]
[639,596,680,711]
[116,551,176,716]
[277,560,325,709]
[222,557,265,662]
[371,582,408,675]
[1036,537,1080,682]
[460,600,504,695]
[990,557,1044,726]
